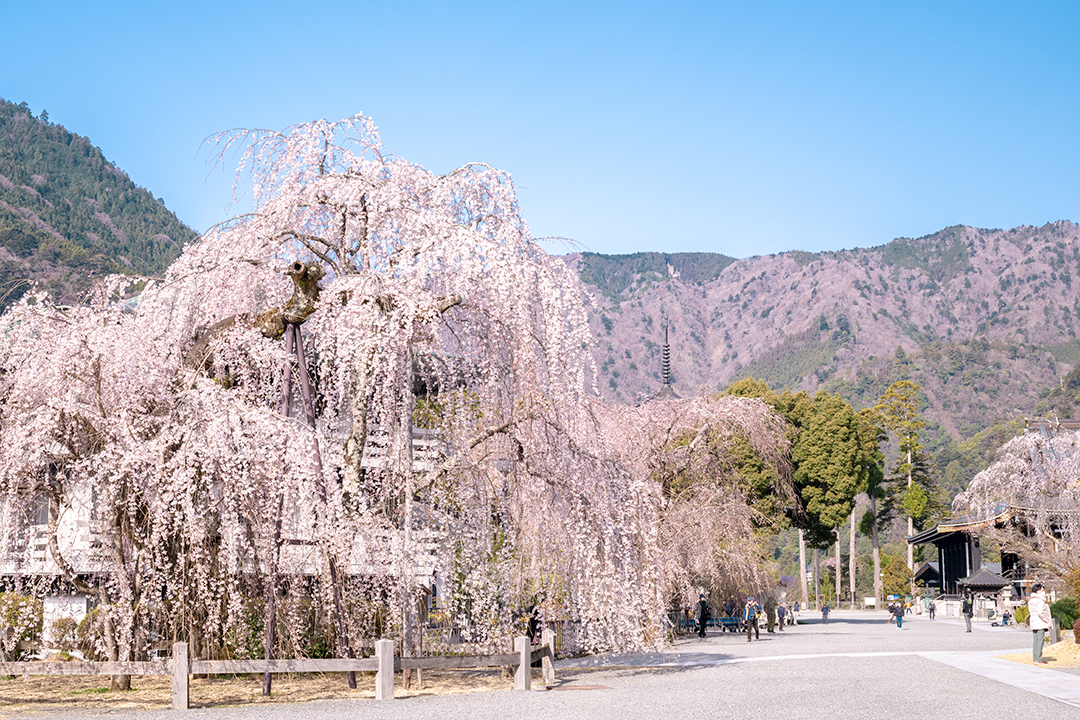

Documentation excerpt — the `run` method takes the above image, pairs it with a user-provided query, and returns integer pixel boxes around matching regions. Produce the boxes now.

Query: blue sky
[4,1,1080,258]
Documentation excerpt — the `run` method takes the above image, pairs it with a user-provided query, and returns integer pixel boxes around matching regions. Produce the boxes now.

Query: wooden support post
[375,639,394,700]
[541,629,556,686]
[171,642,189,711]
[514,636,530,691]
[1050,618,1060,645]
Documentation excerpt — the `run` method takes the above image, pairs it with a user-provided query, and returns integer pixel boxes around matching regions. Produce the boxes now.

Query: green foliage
[869,380,925,441]
[1042,341,1080,366]
[934,419,1024,498]
[76,608,108,661]
[881,554,913,597]
[902,484,929,522]
[727,378,879,547]
[49,617,79,652]
[1014,605,1029,625]
[731,319,850,391]
[864,381,944,530]
[858,509,876,537]
[223,600,266,659]
[1034,363,1080,418]
[878,227,974,284]
[0,98,194,310]
[1050,597,1080,630]
[786,250,818,267]
[726,377,778,405]
[0,593,42,660]
[784,391,872,546]
[578,251,735,300]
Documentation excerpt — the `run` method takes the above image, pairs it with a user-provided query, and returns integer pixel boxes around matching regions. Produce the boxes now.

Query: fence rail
[0,661,170,676]
[0,630,556,710]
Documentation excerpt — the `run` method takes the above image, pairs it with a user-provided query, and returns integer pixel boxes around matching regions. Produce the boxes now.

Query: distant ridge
[571,222,1080,495]
[0,98,195,308]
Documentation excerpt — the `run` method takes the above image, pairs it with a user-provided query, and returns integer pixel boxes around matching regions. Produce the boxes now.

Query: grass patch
[1041,340,1080,365]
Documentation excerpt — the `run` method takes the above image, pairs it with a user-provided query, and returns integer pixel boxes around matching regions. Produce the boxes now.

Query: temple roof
[914,561,940,583]
[908,505,1011,545]
[959,567,1010,589]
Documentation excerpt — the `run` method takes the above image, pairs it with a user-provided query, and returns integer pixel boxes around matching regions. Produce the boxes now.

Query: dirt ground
[998,636,1080,668]
[0,668,520,715]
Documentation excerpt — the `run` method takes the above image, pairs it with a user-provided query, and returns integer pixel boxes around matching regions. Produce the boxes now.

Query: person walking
[929,598,936,620]
[821,603,830,625]
[696,593,711,638]
[962,594,974,633]
[892,601,904,629]
[1028,583,1052,665]
[744,596,761,642]
[777,603,787,631]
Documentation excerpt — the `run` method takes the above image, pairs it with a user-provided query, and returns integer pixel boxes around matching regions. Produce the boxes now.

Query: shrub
[49,616,78,652]
[1050,597,1079,630]
[1014,605,1030,625]
[76,608,108,661]
[0,593,43,661]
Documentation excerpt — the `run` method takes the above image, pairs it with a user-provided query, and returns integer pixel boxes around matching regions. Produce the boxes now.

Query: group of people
[693,594,797,641]
[692,582,1057,668]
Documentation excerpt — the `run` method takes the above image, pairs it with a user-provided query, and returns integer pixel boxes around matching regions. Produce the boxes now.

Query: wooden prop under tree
[261,261,357,694]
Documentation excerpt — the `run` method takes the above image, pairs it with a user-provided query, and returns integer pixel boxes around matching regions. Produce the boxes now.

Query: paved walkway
[12,610,1080,719]
[558,609,1080,709]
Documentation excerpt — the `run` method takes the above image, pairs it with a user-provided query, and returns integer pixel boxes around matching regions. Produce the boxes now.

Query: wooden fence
[0,630,556,710]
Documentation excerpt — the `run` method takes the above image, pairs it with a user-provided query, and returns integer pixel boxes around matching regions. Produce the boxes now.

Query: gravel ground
[6,611,1073,720]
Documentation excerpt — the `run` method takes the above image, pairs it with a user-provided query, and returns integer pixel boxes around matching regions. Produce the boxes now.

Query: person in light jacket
[1028,583,1052,665]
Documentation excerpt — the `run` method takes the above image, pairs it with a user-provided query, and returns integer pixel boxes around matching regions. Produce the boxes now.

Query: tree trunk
[906,444,914,571]
[262,493,284,696]
[870,495,882,609]
[835,534,841,609]
[849,507,857,607]
[292,323,355,689]
[798,530,808,608]
[813,548,820,608]
[264,324,298,697]
[401,341,418,691]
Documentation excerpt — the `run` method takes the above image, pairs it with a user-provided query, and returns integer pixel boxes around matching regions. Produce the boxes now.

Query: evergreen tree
[867,380,939,574]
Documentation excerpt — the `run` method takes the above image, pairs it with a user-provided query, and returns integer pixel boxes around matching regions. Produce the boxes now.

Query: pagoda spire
[661,317,672,388]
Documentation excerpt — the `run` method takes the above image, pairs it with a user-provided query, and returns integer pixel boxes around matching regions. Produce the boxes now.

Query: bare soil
[997,637,1080,668]
[0,669,518,716]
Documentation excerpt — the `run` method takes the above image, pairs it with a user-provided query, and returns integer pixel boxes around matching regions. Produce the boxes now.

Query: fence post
[541,628,556,686]
[1050,618,1060,645]
[514,635,530,691]
[375,639,394,700]
[171,641,189,711]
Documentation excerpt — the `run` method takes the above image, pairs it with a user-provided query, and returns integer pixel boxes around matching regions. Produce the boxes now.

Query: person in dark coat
[744,597,762,641]
[892,601,904,629]
[962,594,974,633]
[696,594,711,638]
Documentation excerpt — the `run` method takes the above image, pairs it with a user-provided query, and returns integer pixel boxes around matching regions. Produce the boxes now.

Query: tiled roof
[959,567,1010,589]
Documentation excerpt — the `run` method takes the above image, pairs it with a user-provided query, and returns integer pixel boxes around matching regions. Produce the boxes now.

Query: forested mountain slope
[0,99,193,308]
[571,222,1080,494]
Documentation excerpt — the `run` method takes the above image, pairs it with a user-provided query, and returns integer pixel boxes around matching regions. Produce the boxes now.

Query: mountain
[572,222,1080,494]
[0,98,193,308]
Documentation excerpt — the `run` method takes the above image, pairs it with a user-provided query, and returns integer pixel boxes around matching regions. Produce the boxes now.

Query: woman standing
[1028,584,1052,665]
